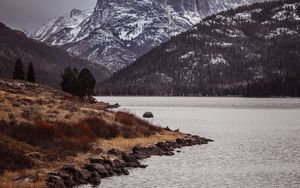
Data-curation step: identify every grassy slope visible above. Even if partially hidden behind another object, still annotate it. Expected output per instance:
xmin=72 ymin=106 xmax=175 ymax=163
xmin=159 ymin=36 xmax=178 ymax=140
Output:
xmin=0 ymin=78 xmax=184 ymax=187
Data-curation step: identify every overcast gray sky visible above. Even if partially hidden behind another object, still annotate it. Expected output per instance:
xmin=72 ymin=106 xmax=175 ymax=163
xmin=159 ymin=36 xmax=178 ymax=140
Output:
xmin=0 ymin=0 xmax=97 ymax=34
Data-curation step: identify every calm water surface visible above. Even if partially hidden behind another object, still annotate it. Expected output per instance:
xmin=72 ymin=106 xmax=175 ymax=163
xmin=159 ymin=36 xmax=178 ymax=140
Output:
xmin=92 ymin=97 xmax=300 ymax=188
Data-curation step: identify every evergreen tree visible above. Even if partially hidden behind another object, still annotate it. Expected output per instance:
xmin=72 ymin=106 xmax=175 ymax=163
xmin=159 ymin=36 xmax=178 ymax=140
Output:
xmin=296 ymin=4 xmax=300 ymax=17
xmin=77 ymin=68 xmax=96 ymax=97
xmin=60 ymin=68 xmax=96 ymax=97
xmin=60 ymin=68 xmax=78 ymax=95
xmin=26 ymin=62 xmax=35 ymax=83
xmin=12 ymin=59 xmax=25 ymax=80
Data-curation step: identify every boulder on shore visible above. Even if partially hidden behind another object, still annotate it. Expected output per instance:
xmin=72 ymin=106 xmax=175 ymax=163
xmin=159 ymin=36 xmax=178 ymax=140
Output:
xmin=107 ymin=103 xmax=120 ymax=109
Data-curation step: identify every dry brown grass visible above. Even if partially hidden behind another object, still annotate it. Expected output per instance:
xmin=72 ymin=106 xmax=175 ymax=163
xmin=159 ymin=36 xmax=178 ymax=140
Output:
xmin=0 ymin=171 xmax=47 ymax=188
xmin=0 ymin=113 xmax=164 ymax=158
xmin=97 ymin=131 xmax=185 ymax=152
xmin=0 ymin=80 xmax=107 ymax=124
xmin=0 ymin=181 xmax=47 ymax=188
xmin=0 ymin=134 xmax=41 ymax=174
xmin=0 ymin=79 xmax=186 ymax=186
xmin=114 ymin=111 xmax=162 ymax=138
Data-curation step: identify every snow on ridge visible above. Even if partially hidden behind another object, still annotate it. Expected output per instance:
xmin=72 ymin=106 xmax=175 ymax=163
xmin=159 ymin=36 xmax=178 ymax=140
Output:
xmin=209 ymin=54 xmax=228 ymax=65
xmin=215 ymin=15 xmax=236 ymax=25
xmin=32 ymin=0 xmax=264 ymax=72
xmin=118 ymin=16 xmax=154 ymax=41
xmin=206 ymin=42 xmax=233 ymax=47
xmin=272 ymin=2 xmax=300 ymax=21
xmin=265 ymin=27 xmax=298 ymax=39
xmin=166 ymin=45 xmax=177 ymax=53
xmin=180 ymin=51 xmax=195 ymax=60
xmin=33 ymin=9 xmax=92 ymax=43
xmin=233 ymin=12 xmax=252 ymax=20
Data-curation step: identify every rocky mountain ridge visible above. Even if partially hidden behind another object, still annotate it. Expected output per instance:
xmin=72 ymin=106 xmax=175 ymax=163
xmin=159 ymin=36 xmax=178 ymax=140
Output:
xmin=101 ymin=0 xmax=300 ymax=97
xmin=33 ymin=0 xmax=260 ymax=72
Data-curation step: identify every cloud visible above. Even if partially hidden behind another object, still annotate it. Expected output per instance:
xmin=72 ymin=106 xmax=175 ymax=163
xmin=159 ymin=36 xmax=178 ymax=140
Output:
xmin=0 ymin=0 xmax=97 ymax=33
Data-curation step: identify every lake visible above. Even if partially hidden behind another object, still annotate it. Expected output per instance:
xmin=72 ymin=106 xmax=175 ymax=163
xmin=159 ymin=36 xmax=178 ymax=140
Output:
xmin=92 ymin=97 xmax=300 ymax=188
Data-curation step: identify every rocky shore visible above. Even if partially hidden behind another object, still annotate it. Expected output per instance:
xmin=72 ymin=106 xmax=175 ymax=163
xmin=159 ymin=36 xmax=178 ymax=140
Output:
xmin=46 ymin=135 xmax=213 ymax=187
xmin=0 ymin=79 xmax=213 ymax=187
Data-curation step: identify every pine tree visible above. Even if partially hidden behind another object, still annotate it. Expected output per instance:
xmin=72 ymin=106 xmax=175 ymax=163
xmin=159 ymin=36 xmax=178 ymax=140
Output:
xmin=60 ymin=67 xmax=96 ymax=97
xmin=77 ymin=68 xmax=96 ymax=97
xmin=12 ymin=59 xmax=25 ymax=80
xmin=26 ymin=62 xmax=36 ymax=83
xmin=295 ymin=4 xmax=300 ymax=17
xmin=60 ymin=68 xmax=78 ymax=95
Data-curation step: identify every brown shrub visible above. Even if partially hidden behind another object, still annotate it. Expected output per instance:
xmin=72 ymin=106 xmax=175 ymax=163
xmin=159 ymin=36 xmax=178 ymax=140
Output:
xmin=0 ymin=121 xmax=57 ymax=148
xmin=12 ymin=102 xmax=21 ymax=107
xmin=21 ymin=108 xmax=34 ymax=120
xmin=0 ymin=120 xmax=90 ymax=157
xmin=62 ymin=103 xmax=79 ymax=113
xmin=47 ymin=110 xmax=59 ymax=114
xmin=119 ymin=124 xmax=135 ymax=138
xmin=0 ymin=111 xmax=162 ymax=168
xmin=21 ymin=108 xmax=41 ymax=120
xmin=15 ymin=98 xmax=33 ymax=106
xmin=115 ymin=111 xmax=135 ymax=125
xmin=8 ymin=113 xmax=15 ymax=120
xmin=115 ymin=112 xmax=162 ymax=137
xmin=0 ymin=118 xmax=121 ymax=156
xmin=58 ymin=94 xmax=74 ymax=101
xmin=0 ymin=144 xmax=34 ymax=173
xmin=4 ymin=108 xmax=11 ymax=112
xmin=48 ymin=98 xmax=55 ymax=103
xmin=81 ymin=117 xmax=121 ymax=139
xmin=35 ymin=99 xmax=44 ymax=105
xmin=58 ymin=121 xmax=91 ymax=138
xmin=64 ymin=114 xmax=72 ymax=119
xmin=82 ymin=110 xmax=101 ymax=117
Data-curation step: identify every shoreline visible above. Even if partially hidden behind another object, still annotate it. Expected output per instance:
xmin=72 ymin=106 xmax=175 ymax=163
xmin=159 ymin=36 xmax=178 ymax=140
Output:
xmin=0 ymin=79 xmax=213 ymax=187
xmin=95 ymin=95 xmax=299 ymax=99
xmin=46 ymin=134 xmax=213 ymax=188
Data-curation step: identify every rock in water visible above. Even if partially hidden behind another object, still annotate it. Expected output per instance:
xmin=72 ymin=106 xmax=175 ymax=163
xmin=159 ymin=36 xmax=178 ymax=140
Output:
xmin=143 ymin=112 xmax=154 ymax=118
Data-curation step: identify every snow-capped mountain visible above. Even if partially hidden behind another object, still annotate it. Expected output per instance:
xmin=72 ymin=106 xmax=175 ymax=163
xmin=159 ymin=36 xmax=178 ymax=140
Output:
xmin=101 ymin=0 xmax=300 ymax=97
xmin=34 ymin=9 xmax=92 ymax=45
xmin=33 ymin=0 xmax=260 ymax=72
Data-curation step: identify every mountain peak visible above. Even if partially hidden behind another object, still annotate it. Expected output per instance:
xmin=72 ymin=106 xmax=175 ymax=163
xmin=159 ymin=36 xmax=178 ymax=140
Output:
xmin=101 ymin=0 xmax=300 ymax=96
xmin=32 ymin=0 xmax=261 ymax=72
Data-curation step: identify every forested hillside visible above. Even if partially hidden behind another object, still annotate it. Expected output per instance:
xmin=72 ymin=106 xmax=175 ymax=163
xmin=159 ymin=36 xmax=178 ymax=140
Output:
xmin=101 ymin=0 xmax=300 ymax=97
xmin=0 ymin=23 xmax=110 ymax=88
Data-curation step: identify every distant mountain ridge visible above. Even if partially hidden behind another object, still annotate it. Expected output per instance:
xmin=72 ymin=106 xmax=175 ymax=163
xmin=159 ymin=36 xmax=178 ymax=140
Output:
xmin=34 ymin=9 xmax=92 ymax=45
xmin=33 ymin=0 xmax=260 ymax=72
xmin=0 ymin=23 xmax=110 ymax=88
xmin=101 ymin=0 xmax=300 ymax=97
